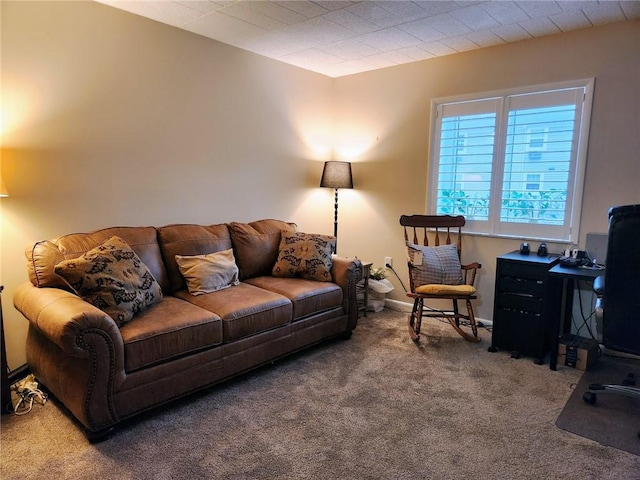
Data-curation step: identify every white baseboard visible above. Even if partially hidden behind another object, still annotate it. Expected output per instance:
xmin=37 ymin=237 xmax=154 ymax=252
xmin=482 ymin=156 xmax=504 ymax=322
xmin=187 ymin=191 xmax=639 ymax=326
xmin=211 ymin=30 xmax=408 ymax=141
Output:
xmin=383 ymin=298 xmax=412 ymax=312
xmin=383 ymin=299 xmax=493 ymax=327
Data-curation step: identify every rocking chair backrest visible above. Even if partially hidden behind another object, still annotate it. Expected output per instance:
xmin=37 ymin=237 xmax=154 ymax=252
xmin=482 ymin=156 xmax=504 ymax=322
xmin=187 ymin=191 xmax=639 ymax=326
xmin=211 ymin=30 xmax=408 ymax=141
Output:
xmin=400 ymin=214 xmax=465 ymax=260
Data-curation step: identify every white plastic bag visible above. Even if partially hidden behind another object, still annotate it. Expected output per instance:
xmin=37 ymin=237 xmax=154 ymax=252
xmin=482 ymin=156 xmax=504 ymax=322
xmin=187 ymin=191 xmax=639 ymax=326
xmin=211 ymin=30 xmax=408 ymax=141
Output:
xmin=367 ymin=278 xmax=394 ymax=312
xmin=368 ymin=278 xmax=394 ymax=294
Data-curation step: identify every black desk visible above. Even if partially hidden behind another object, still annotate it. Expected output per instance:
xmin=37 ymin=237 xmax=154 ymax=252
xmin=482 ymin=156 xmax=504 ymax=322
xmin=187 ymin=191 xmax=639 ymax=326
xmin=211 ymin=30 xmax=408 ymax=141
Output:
xmin=548 ymin=264 xmax=604 ymax=370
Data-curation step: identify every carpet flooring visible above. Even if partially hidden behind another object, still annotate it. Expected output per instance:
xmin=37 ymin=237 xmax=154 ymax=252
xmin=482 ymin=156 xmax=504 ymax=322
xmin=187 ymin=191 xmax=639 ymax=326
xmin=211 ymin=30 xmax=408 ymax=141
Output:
xmin=556 ymin=355 xmax=640 ymax=456
xmin=2 ymin=308 xmax=640 ymax=479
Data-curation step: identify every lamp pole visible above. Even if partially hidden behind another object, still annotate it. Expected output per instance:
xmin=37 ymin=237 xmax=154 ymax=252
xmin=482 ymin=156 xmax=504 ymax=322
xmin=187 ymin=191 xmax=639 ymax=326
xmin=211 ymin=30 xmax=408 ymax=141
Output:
xmin=320 ymin=161 xmax=353 ymax=255
xmin=332 ymin=188 xmax=339 ymax=253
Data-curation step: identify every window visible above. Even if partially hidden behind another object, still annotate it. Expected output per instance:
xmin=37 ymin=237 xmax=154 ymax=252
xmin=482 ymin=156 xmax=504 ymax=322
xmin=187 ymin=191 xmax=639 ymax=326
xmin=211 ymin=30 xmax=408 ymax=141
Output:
xmin=429 ymin=79 xmax=593 ymax=242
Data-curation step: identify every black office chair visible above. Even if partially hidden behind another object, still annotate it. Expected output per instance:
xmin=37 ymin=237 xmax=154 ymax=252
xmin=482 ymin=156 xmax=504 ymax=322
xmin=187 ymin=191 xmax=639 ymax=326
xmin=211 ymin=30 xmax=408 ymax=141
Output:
xmin=583 ymin=205 xmax=640 ymax=408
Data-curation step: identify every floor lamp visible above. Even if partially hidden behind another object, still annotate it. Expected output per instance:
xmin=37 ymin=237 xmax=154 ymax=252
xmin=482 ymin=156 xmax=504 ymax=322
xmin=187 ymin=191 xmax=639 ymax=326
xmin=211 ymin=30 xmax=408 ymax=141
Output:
xmin=320 ymin=161 xmax=353 ymax=254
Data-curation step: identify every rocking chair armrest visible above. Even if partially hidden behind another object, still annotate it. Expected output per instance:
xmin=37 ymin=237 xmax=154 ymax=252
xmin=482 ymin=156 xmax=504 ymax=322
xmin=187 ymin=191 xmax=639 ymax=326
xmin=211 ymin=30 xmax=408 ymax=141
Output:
xmin=461 ymin=262 xmax=481 ymax=287
xmin=462 ymin=262 xmax=481 ymax=271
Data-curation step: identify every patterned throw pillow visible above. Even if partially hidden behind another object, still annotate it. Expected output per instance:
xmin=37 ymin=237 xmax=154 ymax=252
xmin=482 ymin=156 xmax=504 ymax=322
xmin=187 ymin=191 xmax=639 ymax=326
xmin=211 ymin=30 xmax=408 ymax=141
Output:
xmin=54 ymin=236 xmax=163 ymax=326
xmin=175 ymin=249 xmax=240 ymax=296
xmin=272 ymin=231 xmax=336 ymax=282
xmin=406 ymin=242 xmax=463 ymax=287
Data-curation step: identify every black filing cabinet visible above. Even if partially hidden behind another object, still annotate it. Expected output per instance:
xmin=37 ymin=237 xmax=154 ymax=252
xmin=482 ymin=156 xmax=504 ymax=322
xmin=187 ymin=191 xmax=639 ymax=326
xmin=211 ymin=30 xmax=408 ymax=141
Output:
xmin=490 ymin=251 xmax=562 ymax=363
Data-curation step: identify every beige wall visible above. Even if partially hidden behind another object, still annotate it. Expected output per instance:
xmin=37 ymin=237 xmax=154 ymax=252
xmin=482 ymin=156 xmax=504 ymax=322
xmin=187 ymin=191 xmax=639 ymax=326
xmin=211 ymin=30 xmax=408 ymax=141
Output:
xmin=333 ymin=20 xmax=640 ymax=318
xmin=1 ymin=1 xmax=638 ymax=368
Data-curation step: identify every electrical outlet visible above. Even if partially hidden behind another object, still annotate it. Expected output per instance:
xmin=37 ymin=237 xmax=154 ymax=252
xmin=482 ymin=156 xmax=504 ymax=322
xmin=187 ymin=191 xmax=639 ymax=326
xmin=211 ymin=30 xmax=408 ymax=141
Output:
xmin=384 ymin=257 xmax=392 ymax=268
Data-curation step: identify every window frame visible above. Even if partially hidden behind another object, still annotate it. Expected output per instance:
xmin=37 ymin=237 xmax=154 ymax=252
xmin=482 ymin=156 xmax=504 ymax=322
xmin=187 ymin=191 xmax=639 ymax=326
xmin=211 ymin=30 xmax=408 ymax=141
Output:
xmin=427 ymin=79 xmax=594 ymax=243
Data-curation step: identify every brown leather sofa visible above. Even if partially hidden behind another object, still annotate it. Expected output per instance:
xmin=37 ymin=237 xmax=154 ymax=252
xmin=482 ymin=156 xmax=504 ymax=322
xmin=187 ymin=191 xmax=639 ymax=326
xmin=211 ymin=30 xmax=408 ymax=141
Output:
xmin=13 ymin=219 xmax=363 ymax=441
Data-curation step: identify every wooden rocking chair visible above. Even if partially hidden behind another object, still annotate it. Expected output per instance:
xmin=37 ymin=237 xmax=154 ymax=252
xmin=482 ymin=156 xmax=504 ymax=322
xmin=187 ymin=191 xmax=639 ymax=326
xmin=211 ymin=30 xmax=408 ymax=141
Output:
xmin=400 ymin=214 xmax=481 ymax=344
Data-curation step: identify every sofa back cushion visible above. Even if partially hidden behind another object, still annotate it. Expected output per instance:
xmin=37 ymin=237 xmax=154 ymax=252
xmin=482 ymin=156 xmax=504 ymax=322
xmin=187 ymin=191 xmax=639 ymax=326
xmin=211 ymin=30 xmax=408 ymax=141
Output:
xmin=27 ymin=226 xmax=169 ymax=293
xmin=157 ymin=224 xmax=232 ymax=293
xmin=228 ymin=219 xmax=296 ymax=280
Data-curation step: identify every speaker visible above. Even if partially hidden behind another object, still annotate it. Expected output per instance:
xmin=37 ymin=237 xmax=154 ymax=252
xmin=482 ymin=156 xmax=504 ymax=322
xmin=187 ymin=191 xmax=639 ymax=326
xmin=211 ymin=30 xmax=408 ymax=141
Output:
xmin=537 ymin=242 xmax=548 ymax=256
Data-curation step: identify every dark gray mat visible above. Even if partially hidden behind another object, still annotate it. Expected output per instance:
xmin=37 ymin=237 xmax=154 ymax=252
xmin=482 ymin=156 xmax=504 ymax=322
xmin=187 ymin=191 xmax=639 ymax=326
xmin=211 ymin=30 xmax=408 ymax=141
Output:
xmin=556 ymin=355 xmax=640 ymax=456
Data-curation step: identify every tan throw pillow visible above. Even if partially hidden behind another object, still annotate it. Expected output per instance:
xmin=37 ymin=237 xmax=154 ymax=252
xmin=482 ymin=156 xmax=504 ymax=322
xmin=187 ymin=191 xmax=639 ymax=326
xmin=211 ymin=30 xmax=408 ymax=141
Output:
xmin=406 ymin=242 xmax=463 ymax=288
xmin=175 ymin=249 xmax=240 ymax=296
xmin=272 ymin=231 xmax=336 ymax=282
xmin=54 ymin=236 xmax=163 ymax=326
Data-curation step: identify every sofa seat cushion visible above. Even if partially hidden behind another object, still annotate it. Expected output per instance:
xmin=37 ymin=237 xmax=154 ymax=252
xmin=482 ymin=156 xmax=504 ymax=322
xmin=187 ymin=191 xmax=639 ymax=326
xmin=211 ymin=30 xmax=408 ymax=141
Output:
xmin=174 ymin=283 xmax=292 ymax=342
xmin=120 ymin=297 xmax=223 ymax=372
xmin=245 ymin=277 xmax=343 ymax=321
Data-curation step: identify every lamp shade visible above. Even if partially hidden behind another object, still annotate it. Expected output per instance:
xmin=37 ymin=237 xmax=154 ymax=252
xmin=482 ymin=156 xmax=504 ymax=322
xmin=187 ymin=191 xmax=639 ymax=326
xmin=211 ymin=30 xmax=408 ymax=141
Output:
xmin=320 ymin=161 xmax=353 ymax=189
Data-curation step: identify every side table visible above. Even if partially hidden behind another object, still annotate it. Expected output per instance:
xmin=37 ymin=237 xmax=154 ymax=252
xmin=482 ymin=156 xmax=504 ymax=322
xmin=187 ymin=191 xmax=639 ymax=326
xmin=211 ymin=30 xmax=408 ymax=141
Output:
xmin=358 ymin=262 xmax=372 ymax=318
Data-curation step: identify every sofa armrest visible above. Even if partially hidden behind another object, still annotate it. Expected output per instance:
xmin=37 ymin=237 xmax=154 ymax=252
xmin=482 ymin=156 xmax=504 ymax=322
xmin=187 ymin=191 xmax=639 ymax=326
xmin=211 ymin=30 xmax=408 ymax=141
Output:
xmin=14 ymin=282 xmax=126 ymax=432
xmin=14 ymin=283 xmax=124 ymax=359
xmin=331 ymin=256 xmax=363 ymax=330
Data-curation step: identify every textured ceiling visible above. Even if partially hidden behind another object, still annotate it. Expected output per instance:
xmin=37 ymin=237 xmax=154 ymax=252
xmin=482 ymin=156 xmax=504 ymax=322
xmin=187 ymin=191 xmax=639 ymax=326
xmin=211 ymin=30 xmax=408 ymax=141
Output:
xmin=97 ymin=1 xmax=640 ymax=77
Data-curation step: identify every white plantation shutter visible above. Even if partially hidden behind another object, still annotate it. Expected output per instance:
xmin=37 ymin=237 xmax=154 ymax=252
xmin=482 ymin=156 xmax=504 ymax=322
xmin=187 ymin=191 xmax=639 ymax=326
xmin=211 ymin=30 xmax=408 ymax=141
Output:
xmin=435 ymin=98 xmax=499 ymax=222
xmin=430 ymin=80 xmax=593 ymax=242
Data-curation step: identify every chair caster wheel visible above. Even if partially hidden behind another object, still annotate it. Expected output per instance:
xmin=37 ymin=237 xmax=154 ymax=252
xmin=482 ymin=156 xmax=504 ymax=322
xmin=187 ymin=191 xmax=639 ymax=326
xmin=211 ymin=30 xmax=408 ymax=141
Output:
xmin=510 ymin=351 xmax=521 ymax=359
xmin=534 ymin=358 xmax=544 ymax=365
xmin=488 ymin=346 xmax=497 ymax=353
xmin=583 ymin=391 xmax=597 ymax=405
